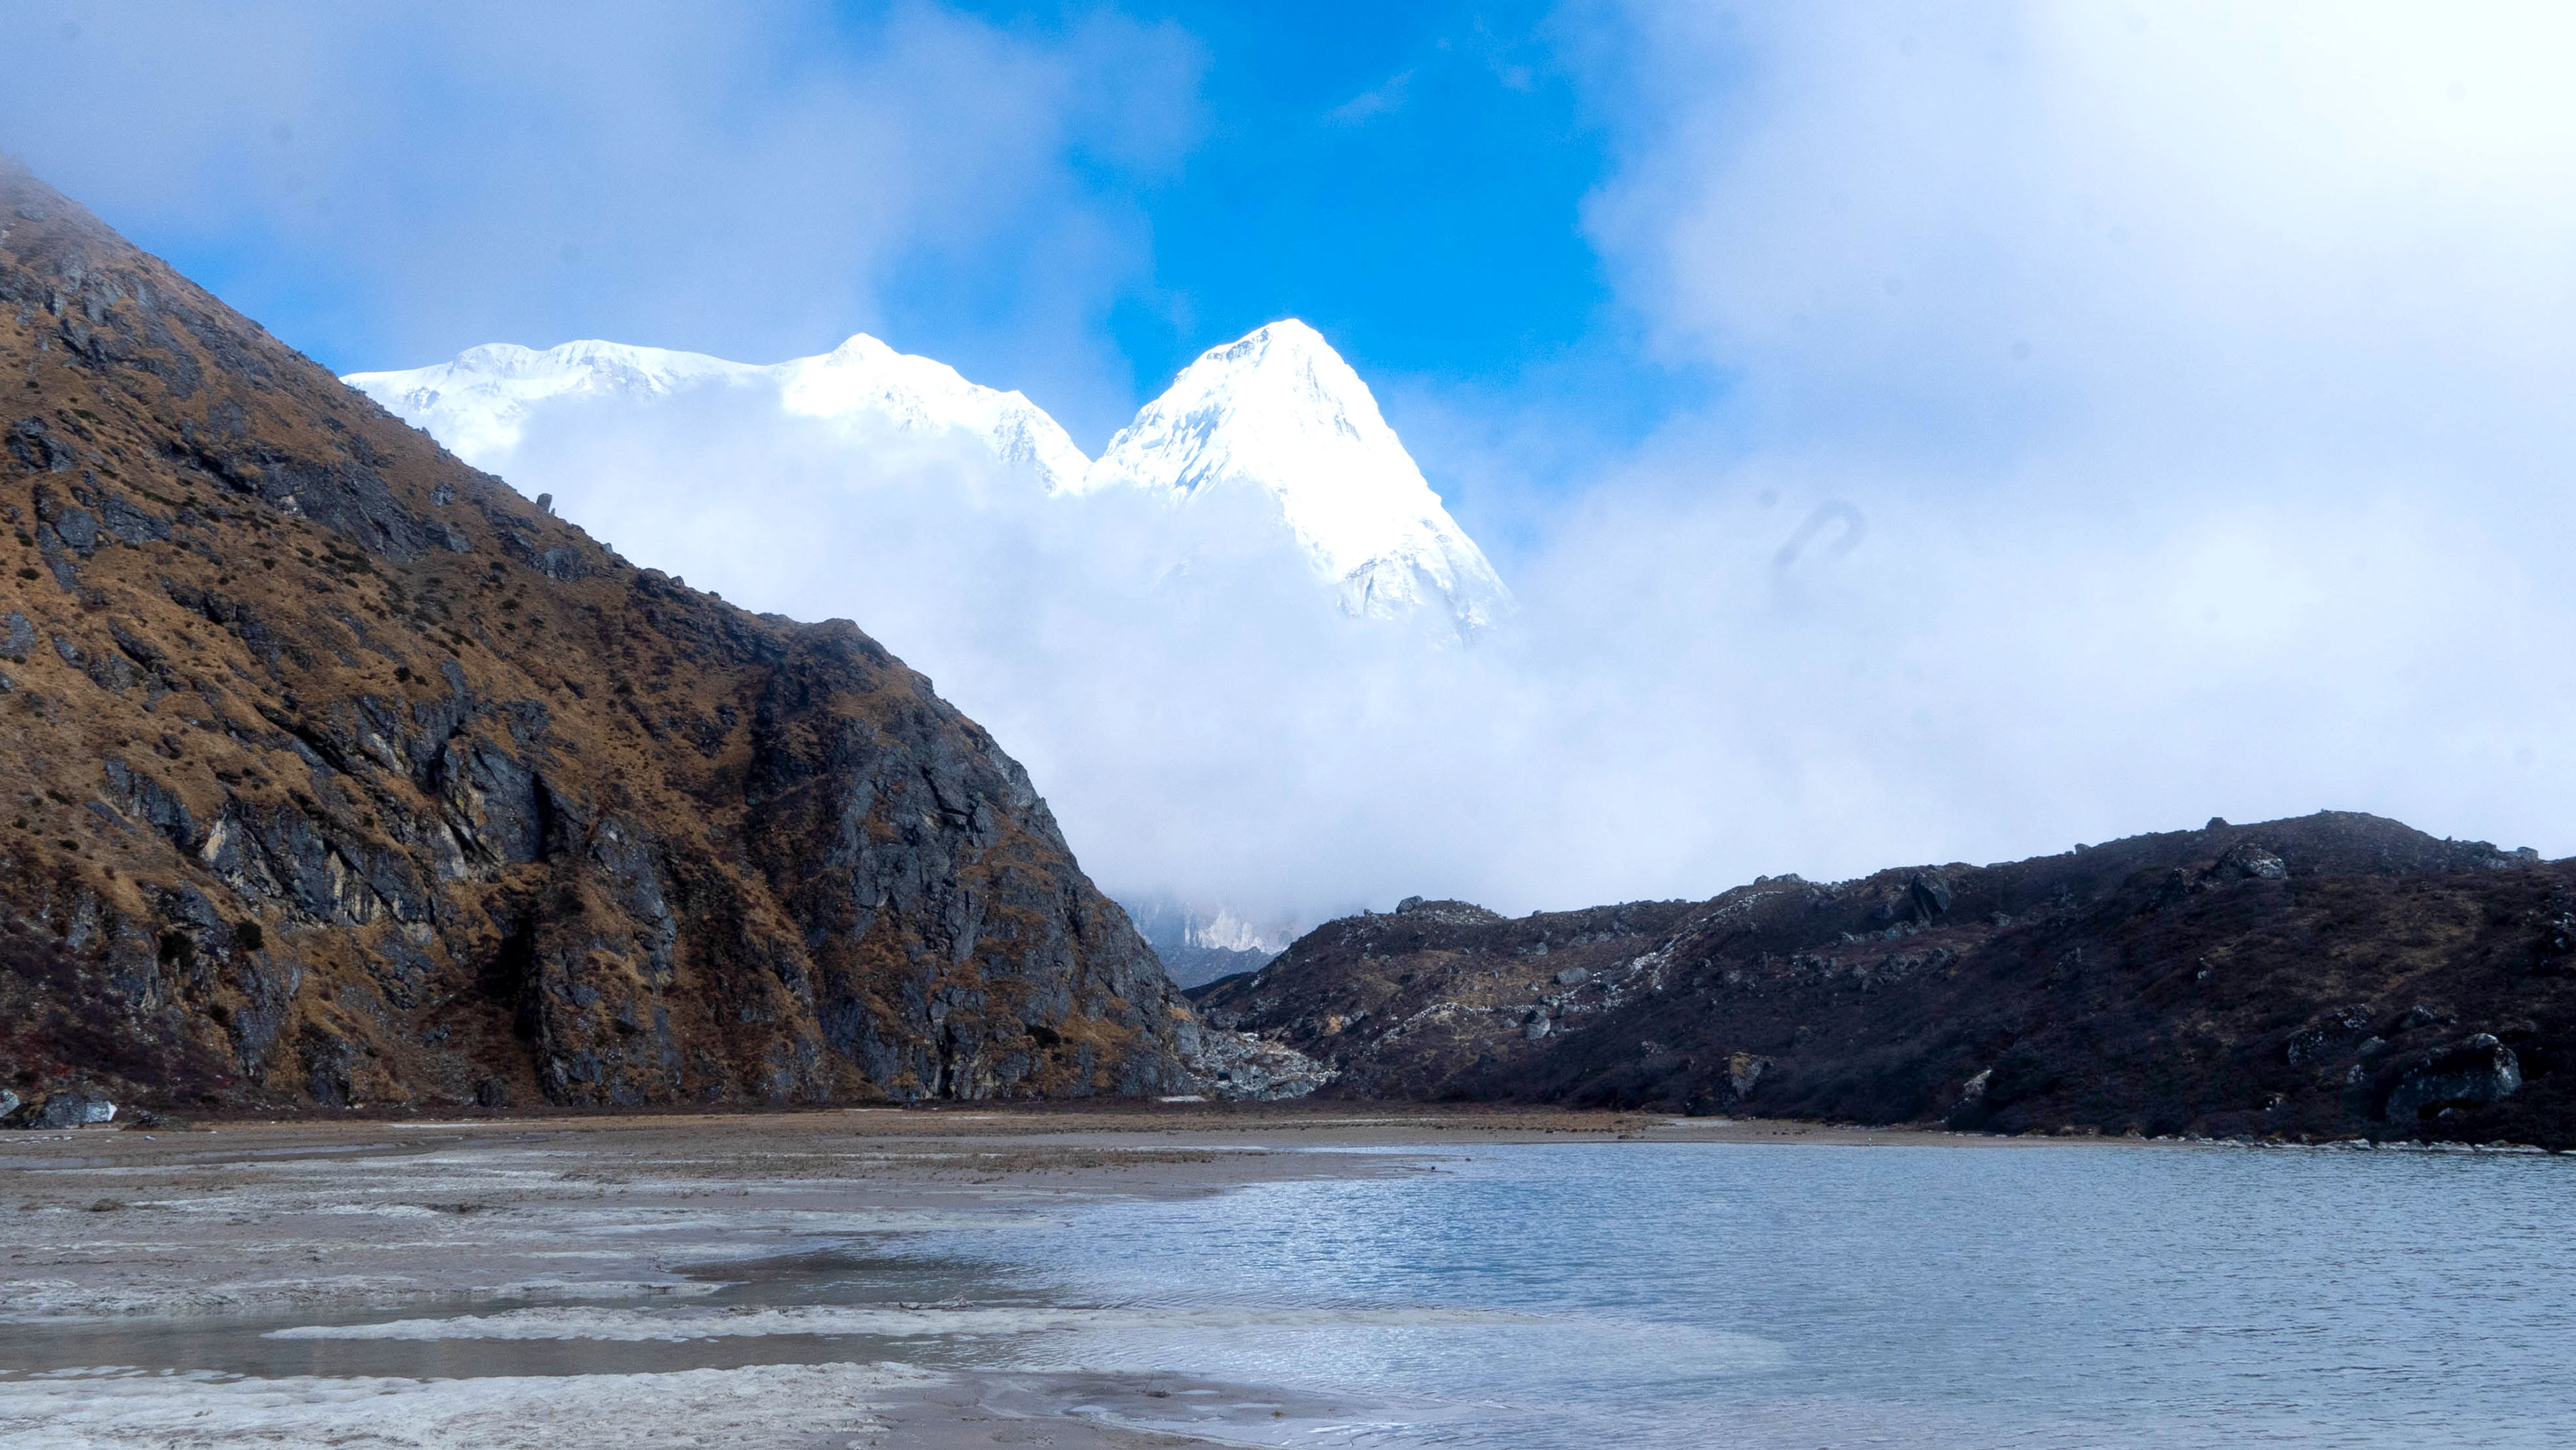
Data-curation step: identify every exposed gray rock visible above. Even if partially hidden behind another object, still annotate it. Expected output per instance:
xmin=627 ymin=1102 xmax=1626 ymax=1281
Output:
xmin=2385 ymin=1034 xmax=2522 ymax=1122
xmin=2210 ymin=842 xmax=2289 ymax=881
xmin=1724 ymin=1051 xmax=1770 ymax=1099
xmin=1188 ymin=1029 xmax=1335 ymax=1100
xmin=1553 ymin=966 xmax=1591 ymax=986
xmin=7 ymin=1089 xmax=117 ymax=1128
xmin=0 ymin=612 xmax=30 ymax=662
xmin=2285 ymin=1004 xmax=2374 ymax=1067
xmin=6 ymin=416 xmax=72 ymax=472
xmin=1686 ymin=1050 xmax=1772 ymax=1115
xmin=96 ymin=489 xmax=170 ymax=545
xmin=33 ymin=481 xmax=98 ymax=554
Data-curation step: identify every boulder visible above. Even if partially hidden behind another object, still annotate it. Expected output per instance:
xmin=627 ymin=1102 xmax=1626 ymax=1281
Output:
xmin=2384 ymin=1035 xmax=2522 ymax=1122
xmin=8 ymin=1089 xmax=118 ymax=1129
xmin=2209 ymin=842 xmax=2289 ymax=881
xmin=1188 ymin=1029 xmax=1336 ymax=1101
xmin=1684 ymin=1052 xmax=1772 ymax=1116
xmin=1724 ymin=1052 xmax=1770 ymax=1099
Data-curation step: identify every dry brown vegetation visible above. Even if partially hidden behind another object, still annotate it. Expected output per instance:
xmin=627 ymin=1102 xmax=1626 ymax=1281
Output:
xmin=0 ymin=159 xmax=1191 ymax=1118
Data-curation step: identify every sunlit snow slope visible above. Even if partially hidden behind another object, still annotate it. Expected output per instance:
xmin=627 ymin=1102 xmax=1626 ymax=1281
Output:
xmin=1082 ymin=320 xmax=1508 ymax=633
xmin=346 ymin=321 xmax=1507 ymax=635
xmin=346 ymin=334 xmax=1090 ymax=491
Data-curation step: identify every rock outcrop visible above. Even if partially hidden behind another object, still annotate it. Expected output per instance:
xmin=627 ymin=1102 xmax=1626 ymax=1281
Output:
xmin=2384 ymin=1034 xmax=2522 ymax=1123
xmin=1 ymin=1087 xmax=116 ymax=1128
xmin=1186 ymin=1028 xmax=1336 ymax=1101
xmin=1192 ymin=898 xmax=1698 ymax=1099
xmin=0 ymin=160 xmax=1194 ymax=1117
xmin=1197 ymin=813 xmax=2576 ymax=1147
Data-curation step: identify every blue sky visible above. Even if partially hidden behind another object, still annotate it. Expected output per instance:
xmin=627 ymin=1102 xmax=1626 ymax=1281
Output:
xmin=997 ymin=1 xmax=1631 ymax=394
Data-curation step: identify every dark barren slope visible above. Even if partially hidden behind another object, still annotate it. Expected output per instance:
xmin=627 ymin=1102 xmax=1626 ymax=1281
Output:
xmin=1196 ymin=814 xmax=2576 ymax=1146
xmin=0 ymin=160 xmax=1196 ymax=1116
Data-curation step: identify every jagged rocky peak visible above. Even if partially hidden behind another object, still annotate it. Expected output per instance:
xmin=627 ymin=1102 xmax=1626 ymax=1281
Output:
xmin=1082 ymin=320 xmax=1511 ymax=635
xmin=0 ymin=157 xmax=1196 ymax=1116
xmin=1122 ymin=895 xmax=1302 ymax=989
xmin=347 ymin=332 xmax=1088 ymax=490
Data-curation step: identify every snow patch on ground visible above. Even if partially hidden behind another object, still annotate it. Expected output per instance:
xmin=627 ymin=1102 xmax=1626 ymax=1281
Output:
xmin=263 ymin=1304 xmax=1546 ymax=1343
xmin=0 ymin=1361 xmax=934 ymax=1450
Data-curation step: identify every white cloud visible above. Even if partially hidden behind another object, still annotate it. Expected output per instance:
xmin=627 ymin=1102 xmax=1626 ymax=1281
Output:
xmin=1591 ymin=4 xmax=2576 ymax=471
xmin=31 ymin=0 xmax=2576 ymax=926
xmin=1327 ymin=72 xmax=1415 ymax=126
xmin=0 ymin=1 xmax=1200 ymax=439
xmin=1503 ymin=0 xmax=2576 ymax=882
xmin=461 ymin=0 xmax=2576 ymax=924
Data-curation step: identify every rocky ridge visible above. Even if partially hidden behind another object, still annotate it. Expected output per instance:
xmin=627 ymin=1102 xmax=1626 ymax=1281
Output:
xmin=1194 ymin=814 xmax=2576 ymax=1146
xmin=0 ymin=159 xmax=1202 ymax=1117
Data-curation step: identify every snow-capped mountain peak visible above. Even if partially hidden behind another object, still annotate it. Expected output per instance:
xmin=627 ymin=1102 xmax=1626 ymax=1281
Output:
xmin=344 ymin=339 xmax=756 ymax=466
xmin=346 ymin=333 xmax=1085 ymax=491
xmin=347 ymin=319 xmax=1505 ymax=632
xmin=775 ymin=333 xmax=1088 ymax=490
xmin=1083 ymin=320 xmax=1509 ymax=633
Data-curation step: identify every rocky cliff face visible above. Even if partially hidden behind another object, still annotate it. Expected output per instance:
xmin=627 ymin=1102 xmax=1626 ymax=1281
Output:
xmin=1196 ymin=814 xmax=2576 ymax=1146
xmin=0 ymin=160 xmax=1197 ymax=1116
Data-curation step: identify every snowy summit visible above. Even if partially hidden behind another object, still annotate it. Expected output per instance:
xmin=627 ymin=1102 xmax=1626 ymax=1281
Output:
xmin=346 ymin=320 xmax=1506 ymax=635
xmin=1080 ymin=320 xmax=1508 ymax=633
xmin=345 ymin=334 xmax=1088 ymax=491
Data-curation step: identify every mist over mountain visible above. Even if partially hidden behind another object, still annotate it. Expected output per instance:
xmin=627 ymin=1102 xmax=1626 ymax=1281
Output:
xmin=347 ymin=320 xmax=1503 ymax=637
xmin=1122 ymin=896 xmax=1298 ymax=989
xmin=10 ymin=0 xmax=2575 ymax=971
xmin=349 ymin=334 xmax=1090 ymax=494
xmin=348 ymin=321 xmax=1514 ymax=940
xmin=1074 ymin=320 xmax=1508 ymax=632
xmin=338 ymin=4 xmax=2576 ymax=936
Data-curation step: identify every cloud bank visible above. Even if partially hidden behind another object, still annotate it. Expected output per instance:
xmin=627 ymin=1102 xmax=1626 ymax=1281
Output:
xmin=31 ymin=1 xmax=2576 ymax=926
xmin=1531 ymin=0 xmax=2576 ymax=884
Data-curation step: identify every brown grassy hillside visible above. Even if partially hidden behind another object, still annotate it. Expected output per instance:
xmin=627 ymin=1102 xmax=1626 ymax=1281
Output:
xmin=0 ymin=158 xmax=1196 ymax=1117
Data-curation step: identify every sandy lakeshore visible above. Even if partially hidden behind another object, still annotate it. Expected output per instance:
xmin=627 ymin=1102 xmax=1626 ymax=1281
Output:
xmin=0 ymin=1104 xmax=1962 ymax=1448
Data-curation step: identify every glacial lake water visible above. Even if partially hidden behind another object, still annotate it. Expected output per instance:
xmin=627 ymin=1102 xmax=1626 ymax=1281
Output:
xmin=7 ymin=1140 xmax=2573 ymax=1446
xmin=912 ymin=1141 xmax=2576 ymax=1447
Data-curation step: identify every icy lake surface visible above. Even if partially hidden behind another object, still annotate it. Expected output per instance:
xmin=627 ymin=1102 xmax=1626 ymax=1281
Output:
xmin=9 ymin=1140 xmax=2574 ymax=1446
xmin=912 ymin=1142 xmax=2576 ymax=1446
